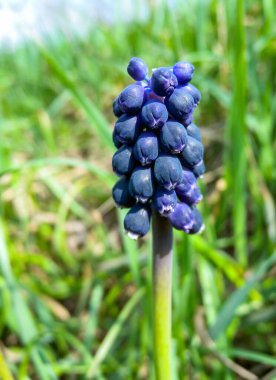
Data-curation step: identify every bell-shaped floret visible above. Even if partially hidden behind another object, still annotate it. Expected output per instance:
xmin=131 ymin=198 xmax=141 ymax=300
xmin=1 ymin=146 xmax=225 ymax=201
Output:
xmin=134 ymin=131 xmax=158 ymax=166
xmin=168 ymin=202 xmax=195 ymax=232
xmin=112 ymin=145 xmax=136 ymax=177
xmin=165 ymin=88 xmax=194 ymax=120
xmin=179 ymin=136 xmax=204 ymax=167
xmin=127 ymin=57 xmax=148 ymax=81
xmin=151 ymin=68 xmax=178 ymax=97
xmin=141 ymin=100 xmax=168 ymax=130
xmin=173 ymin=61 xmax=194 ymax=84
xmin=124 ymin=204 xmax=151 ymax=239
xmin=129 ymin=166 xmax=155 ymax=203
xmin=118 ymin=84 xmax=145 ymax=114
xmin=114 ymin=114 xmax=142 ymax=145
xmin=154 ymin=154 xmax=182 ymax=190
xmin=152 ymin=187 xmax=177 ymax=216
xmin=159 ymin=120 xmax=188 ymax=154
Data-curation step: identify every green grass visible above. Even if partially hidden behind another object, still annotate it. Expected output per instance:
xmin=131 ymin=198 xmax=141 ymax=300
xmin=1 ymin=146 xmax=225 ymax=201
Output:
xmin=0 ymin=0 xmax=276 ymax=379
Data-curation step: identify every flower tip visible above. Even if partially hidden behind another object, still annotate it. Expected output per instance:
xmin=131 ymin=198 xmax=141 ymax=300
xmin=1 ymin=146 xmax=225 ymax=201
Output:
xmin=125 ymin=230 xmax=140 ymax=240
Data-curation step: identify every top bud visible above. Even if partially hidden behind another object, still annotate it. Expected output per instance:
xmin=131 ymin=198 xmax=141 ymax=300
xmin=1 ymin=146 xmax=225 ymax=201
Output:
xmin=173 ymin=61 xmax=194 ymax=84
xmin=127 ymin=57 xmax=148 ymax=81
xmin=151 ymin=68 xmax=178 ymax=97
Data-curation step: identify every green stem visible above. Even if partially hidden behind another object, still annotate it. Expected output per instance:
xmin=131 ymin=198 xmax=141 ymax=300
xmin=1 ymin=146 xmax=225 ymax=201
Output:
xmin=152 ymin=211 xmax=173 ymax=380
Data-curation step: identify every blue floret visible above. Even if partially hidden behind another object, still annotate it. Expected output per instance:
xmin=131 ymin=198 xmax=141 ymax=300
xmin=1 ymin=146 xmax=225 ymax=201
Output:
xmin=154 ymin=154 xmax=182 ymax=190
xmin=173 ymin=61 xmax=194 ymax=84
xmin=112 ymin=145 xmax=136 ymax=177
xmin=127 ymin=57 xmax=148 ymax=81
xmin=129 ymin=166 xmax=155 ymax=203
xmin=118 ymin=84 xmax=145 ymax=114
xmin=153 ymin=187 xmax=177 ymax=216
xmin=165 ymin=88 xmax=194 ymax=120
xmin=124 ymin=204 xmax=151 ymax=239
xmin=141 ymin=100 xmax=168 ymax=130
xmin=168 ymin=202 xmax=195 ymax=232
xmin=134 ymin=131 xmax=159 ymax=166
xmin=179 ymin=136 xmax=204 ymax=168
xmin=159 ymin=120 xmax=188 ymax=154
xmin=151 ymin=68 xmax=178 ymax=97
xmin=114 ymin=114 xmax=142 ymax=145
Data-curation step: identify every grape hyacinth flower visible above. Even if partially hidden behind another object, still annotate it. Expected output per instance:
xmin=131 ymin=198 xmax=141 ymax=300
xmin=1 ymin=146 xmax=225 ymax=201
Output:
xmin=111 ymin=57 xmax=205 ymax=380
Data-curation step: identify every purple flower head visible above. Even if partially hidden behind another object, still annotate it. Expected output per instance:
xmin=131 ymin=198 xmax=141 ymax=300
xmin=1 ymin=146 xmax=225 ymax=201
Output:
xmin=112 ymin=57 xmax=205 ymax=238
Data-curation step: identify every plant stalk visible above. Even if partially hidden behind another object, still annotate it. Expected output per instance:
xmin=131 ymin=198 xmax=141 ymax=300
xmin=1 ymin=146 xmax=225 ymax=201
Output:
xmin=152 ymin=211 xmax=173 ymax=380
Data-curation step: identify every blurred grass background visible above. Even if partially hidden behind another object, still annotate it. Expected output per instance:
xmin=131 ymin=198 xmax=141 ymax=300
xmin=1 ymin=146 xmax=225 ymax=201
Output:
xmin=0 ymin=0 xmax=276 ymax=379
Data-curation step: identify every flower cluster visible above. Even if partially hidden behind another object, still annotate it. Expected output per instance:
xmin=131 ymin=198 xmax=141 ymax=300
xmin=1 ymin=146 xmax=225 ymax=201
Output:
xmin=112 ymin=57 xmax=205 ymax=239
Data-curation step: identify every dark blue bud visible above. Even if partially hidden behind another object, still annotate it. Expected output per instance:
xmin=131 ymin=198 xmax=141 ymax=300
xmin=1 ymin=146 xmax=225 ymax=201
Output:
xmin=192 ymin=160 xmax=205 ymax=178
xmin=186 ymin=123 xmax=201 ymax=141
xmin=118 ymin=84 xmax=145 ymax=114
xmin=112 ymin=177 xmax=136 ymax=208
xmin=114 ymin=114 xmax=142 ymax=145
xmin=154 ymin=154 xmax=182 ymax=190
xmin=165 ymin=88 xmax=194 ymax=120
xmin=187 ymin=208 xmax=205 ymax=234
xmin=176 ymin=183 xmax=203 ymax=206
xmin=112 ymin=145 xmax=136 ymax=177
xmin=129 ymin=166 xmax=155 ymax=203
xmin=124 ymin=204 xmax=151 ymax=239
xmin=113 ymin=96 xmax=123 ymax=117
xmin=183 ymin=83 xmax=201 ymax=105
xmin=159 ymin=120 xmax=188 ymax=154
xmin=175 ymin=168 xmax=197 ymax=194
xmin=168 ymin=202 xmax=195 ymax=232
xmin=127 ymin=57 xmax=148 ymax=81
xmin=141 ymin=100 xmax=168 ymax=130
xmin=173 ymin=61 xmax=194 ymax=84
xmin=134 ymin=131 xmax=159 ymax=166
xmin=179 ymin=136 xmax=204 ymax=167
xmin=151 ymin=68 xmax=178 ymax=97
xmin=153 ymin=187 xmax=177 ymax=216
